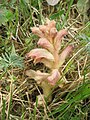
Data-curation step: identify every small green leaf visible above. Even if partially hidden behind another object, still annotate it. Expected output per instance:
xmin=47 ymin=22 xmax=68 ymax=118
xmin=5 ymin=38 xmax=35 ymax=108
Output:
xmin=0 ymin=44 xmax=24 ymax=70
xmin=0 ymin=7 xmax=13 ymax=25
xmin=50 ymin=10 xmax=64 ymax=19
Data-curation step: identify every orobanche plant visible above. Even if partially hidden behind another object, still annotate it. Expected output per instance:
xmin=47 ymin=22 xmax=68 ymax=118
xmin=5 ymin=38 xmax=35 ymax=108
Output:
xmin=26 ymin=19 xmax=82 ymax=104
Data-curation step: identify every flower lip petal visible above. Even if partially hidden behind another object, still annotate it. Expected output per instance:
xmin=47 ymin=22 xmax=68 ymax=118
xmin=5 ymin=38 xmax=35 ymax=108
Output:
xmin=54 ymin=29 xmax=68 ymax=51
xmin=59 ymin=45 xmax=74 ymax=67
xmin=55 ymin=29 xmax=68 ymax=43
xmin=26 ymin=48 xmax=55 ymax=67
xmin=47 ymin=69 xmax=60 ymax=86
xmin=26 ymin=69 xmax=49 ymax=84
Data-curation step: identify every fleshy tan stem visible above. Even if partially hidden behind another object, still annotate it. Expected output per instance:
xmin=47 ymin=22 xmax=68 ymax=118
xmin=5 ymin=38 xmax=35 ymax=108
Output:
xmin=41 ymin=81 xmax=53 ymax=101
xmin=26 ymin=19 xmax=74 ymax=105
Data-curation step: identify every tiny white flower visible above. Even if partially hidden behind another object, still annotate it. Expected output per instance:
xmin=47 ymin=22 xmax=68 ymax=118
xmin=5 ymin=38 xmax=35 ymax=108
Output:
xmin=46 ymin=0 xmax=60 ymax=6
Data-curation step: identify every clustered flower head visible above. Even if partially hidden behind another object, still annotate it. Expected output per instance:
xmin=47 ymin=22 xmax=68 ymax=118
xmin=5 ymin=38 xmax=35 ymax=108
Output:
xmin=26 ymin=19 xmax=73 ymax=103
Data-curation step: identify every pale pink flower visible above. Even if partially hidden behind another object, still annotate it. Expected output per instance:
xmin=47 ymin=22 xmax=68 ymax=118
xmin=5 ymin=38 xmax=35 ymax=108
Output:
xmin=31 ymin=27 xmax=44 ymax=37
xmin=37 ymin=38 xmax=54 ymax=52
xmin=54 ymin=29 xmax=68 ymax=51
xmin=26 ymin=48 xmax=55 ymax=68
xmin=59 ymin=45 xmax=73 ymax=67
xmin=47 ymin=69 xmax=60 ymax=86
xmin=26 ymin=69 xmax=49 ymax=84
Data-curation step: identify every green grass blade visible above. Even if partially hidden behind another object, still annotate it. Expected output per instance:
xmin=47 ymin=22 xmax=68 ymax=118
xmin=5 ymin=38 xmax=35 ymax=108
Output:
xmin=2 ymin=98 xmax=6 ymax=120
xmin=49 ymin=81 xmax=90 ymax=118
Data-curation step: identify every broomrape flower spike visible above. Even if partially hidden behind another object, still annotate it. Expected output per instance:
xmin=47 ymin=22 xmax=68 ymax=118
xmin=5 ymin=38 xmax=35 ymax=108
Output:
xmin=26 ymin=19 xmax=74 ymax=105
